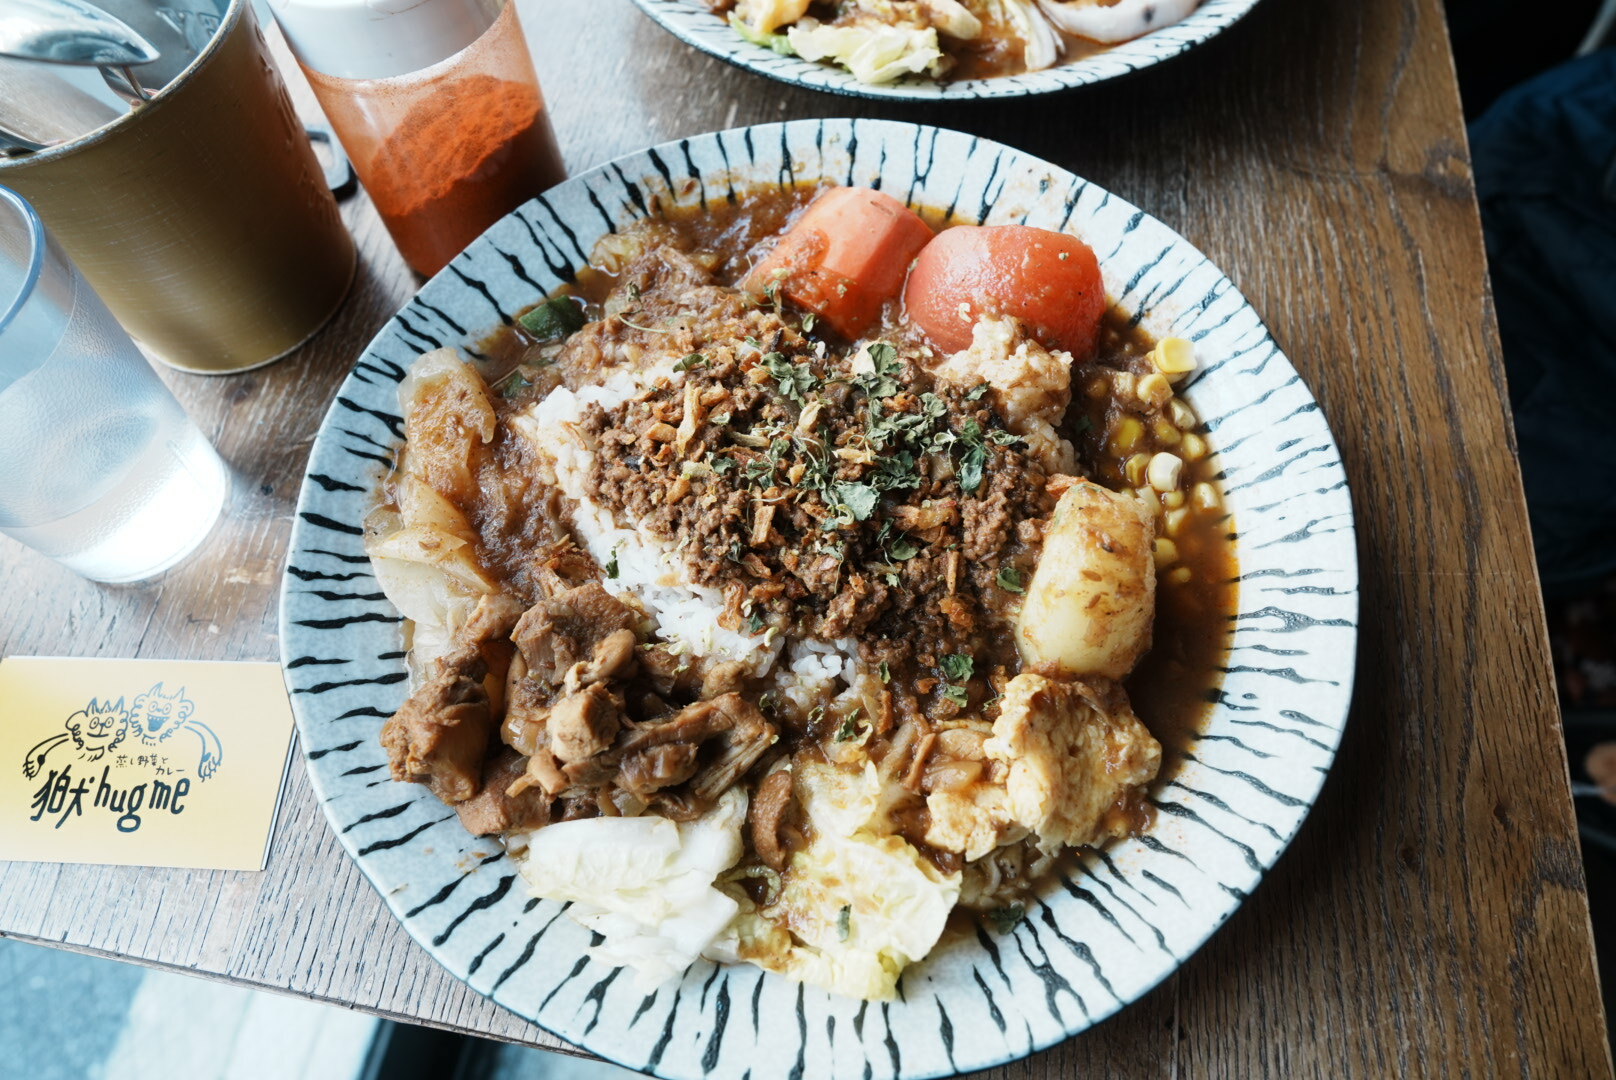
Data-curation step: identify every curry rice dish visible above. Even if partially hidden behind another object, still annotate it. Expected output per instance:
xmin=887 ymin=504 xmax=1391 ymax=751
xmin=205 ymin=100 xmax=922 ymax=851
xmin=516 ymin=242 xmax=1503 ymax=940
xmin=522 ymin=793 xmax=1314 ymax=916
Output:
xmin=368 ymin=184 xmax=1235 ymax=1001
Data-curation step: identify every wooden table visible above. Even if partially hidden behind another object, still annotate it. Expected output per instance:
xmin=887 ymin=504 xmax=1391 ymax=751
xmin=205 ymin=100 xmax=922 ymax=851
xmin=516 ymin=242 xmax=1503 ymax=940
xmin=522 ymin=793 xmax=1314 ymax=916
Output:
xmin=1 ymin=0 xmax=1610 ymax=1075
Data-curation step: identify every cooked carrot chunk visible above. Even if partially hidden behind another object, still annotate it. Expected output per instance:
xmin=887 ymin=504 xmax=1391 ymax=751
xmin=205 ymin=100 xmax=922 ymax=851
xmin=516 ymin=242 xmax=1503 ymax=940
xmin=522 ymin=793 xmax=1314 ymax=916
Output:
xmin=904 ymin=225 xmax=1106 ymax=358
xmin=744 ymin=186 xmax=934 ymax=339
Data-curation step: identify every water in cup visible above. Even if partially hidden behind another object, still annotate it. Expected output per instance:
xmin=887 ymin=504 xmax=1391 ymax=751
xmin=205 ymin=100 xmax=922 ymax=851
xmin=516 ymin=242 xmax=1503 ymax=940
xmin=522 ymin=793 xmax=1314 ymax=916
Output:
xmin=0 ymin=187 xmax=227 ymax=583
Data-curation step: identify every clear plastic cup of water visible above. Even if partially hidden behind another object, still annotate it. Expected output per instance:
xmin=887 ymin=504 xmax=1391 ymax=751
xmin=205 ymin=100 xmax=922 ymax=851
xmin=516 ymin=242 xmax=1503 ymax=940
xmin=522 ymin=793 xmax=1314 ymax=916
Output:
xmin=0 ymin=185 xmax=227 ymax=583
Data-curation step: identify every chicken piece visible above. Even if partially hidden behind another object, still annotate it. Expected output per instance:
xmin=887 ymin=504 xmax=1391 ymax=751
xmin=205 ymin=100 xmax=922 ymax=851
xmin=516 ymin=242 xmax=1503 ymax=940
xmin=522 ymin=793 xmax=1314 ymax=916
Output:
xmin=464 ymin=592 xmax=523 ymax=714
xmin=512 ymin=582 xmax=642 ymax=684
xmin=548 ymin=683 xmax=624 ymax=765
xmin=639 ymin=647 xmax=752 ymax=701
xmin=399 ymin=348 xmax=497 ymax=502
xmin=932 ymin=316 xmax=1076 ymax=474
xmin=454 ymin=748 xmax=554 ymax=836
xmin=380 ymin=644 xmax=492 ymax=804
xmin=517 ymin=744 xmax=570 ymax=799
xmin=537 ymin=689 xmax=777 ymax=805
xmin=1016 ymin=478 xmax=1155 ymax=680
xmin=983 ymin=673 xmax=1161 ymax=850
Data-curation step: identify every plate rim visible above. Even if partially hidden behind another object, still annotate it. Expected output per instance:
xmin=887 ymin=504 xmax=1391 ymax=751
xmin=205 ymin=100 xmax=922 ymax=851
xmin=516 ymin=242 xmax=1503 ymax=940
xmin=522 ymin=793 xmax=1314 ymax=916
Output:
xmin=278 ymin=116 xmax=1359 ymax=1078
xmin=626 ymin=0 xmax=1267 ymax=102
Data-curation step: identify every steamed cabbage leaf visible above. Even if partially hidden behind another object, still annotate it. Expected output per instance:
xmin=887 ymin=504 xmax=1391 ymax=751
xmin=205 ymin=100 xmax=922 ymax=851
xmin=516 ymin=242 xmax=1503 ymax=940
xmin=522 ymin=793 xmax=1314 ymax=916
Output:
xmin=786 ymin=21 xmax=945 ymax=84
xmin=515 ymin=789 xmax=748 ymax=989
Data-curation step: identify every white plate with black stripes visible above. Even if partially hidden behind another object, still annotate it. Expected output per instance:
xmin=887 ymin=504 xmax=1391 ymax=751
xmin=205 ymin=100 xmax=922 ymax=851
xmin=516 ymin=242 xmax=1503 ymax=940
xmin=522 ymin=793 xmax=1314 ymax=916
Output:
xmin=279 ymin=118 xmax=1357 ymax=1079
xmin=630 ymin=0 xmax=1263 ymax=101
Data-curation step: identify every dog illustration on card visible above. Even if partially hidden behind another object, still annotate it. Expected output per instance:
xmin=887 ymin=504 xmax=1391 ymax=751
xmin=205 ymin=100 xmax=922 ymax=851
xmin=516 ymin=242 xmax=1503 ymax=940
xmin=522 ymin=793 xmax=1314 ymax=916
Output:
xmin=21 ymin=683 xmax=223 ymax=781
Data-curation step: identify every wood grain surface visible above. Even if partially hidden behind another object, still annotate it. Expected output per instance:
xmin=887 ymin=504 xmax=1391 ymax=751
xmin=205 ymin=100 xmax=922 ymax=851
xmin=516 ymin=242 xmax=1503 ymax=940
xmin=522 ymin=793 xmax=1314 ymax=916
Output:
xmin=0 ymin=0 xmax=1610 ymax=1075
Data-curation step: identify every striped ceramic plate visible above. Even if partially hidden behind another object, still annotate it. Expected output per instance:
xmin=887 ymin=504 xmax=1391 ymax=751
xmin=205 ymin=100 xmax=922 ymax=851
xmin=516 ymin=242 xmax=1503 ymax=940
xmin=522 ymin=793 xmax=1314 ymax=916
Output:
xmin=630 ymin=0 xmax=1263 ymax=101
xmin=279 ymin=118 xmax=1357 ymax=1079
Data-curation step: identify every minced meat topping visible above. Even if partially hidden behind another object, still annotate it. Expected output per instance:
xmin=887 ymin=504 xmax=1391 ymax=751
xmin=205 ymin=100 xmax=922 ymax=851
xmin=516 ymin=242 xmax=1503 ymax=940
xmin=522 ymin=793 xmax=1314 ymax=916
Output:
xmin=582 ymin=311 xmax=1055 ymax=689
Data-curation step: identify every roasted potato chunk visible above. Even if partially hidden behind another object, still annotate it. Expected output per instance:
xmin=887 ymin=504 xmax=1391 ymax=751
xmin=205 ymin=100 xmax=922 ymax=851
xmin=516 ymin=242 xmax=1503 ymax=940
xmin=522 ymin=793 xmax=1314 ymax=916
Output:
xmin=1016 ymin=478 xmax=1155 ymax=679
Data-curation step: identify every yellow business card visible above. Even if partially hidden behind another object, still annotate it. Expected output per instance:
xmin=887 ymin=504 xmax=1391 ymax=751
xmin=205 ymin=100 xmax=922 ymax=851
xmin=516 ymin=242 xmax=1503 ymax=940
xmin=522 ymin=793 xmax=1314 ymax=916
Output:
xmin=0 ymin=657 xmax=295 ymax=871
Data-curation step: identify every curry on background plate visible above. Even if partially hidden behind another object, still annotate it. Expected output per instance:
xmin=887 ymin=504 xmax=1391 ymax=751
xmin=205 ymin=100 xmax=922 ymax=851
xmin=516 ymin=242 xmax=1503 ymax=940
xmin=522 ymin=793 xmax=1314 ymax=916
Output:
xmin=711 ymin=0 xmax=1201 ymax=83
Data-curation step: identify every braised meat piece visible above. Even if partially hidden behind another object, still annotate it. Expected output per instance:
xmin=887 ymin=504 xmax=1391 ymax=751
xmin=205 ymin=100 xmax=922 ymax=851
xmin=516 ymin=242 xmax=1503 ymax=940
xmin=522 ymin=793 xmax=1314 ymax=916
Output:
xmin=699 ymin=659 xmax=750 ymax=700
xmin=454 ymin=748 xmax=554 ymax=836
xmin=565 ymin=628 xmax=638 ymax=692
xmin=747 ymin=768 xmax=795 ymax=871
xmin=511 ymin=582 xmax=641 ymax=685
xmin=616 ymin=693 xmax=777 ymax=802
xmin=617 ymin=743 xmax=702 ymax=799
xmin=638 ymin=643 xmax=703 ymax=698
xmin=541 ymin=693 xmax=776 ymax=807
xmin=689 ymin=695 xmax=777 ymax=800
xmin=380 ymin=644 xmax=492 ymax=804
xmin=461 ymin=592 xmax=526 ymax=640
xmin=501 ymin=652 xmax=549 ymax=755
xmin=382 ymin=593 xmax=526 ymax=804
xmin=547 ymin=683 xmax=624 ymax=764
xmin=504 ymin=601 xmax=640 ymax=798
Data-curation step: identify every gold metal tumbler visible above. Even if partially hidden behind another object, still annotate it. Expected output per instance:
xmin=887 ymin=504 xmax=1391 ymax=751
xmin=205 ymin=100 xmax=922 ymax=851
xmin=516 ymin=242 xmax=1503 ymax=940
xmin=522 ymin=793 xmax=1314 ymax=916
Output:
xmin=0 ymin=0 xmax=355 ymax=373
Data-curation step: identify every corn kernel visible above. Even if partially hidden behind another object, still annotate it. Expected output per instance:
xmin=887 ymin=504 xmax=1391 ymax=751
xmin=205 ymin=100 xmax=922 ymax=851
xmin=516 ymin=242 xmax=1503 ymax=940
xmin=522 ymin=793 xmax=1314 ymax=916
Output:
xmin=1164 ymin=507 xmax=1190 ymax=537
xmin=1111 ymin=416 xmax=1145 ymax=453
xmin=1085 ymin=375 xmax=1110 ymax=400
xmin=1179 ymin=432 xmax=1207 ymax=461
xmin=1152 ymin=418 xmax=1182 ymax=446
xmin=1168 ymin=566 xmax=1193 ymax=585
xmin=1137 ymin=372 xmax=1173 ymax=408
xmin=1147 ymin=452 xmax=1183 ymax=492
xmin=1124 ymin=452 xmax=1151 ymax=487
xmin=1192 ymin=482 xmax=1221 ymax=511
xmin=1151 ymin=337 xmax=1197 ymax=379
xmin=1135 ymin=488 xmax=1162 ymax=517
xmin=1153 ymin=538 xmax=1179 ymax=567
xmin=1162 ymin=489 xmax=1186 ymax=510
xmin=1167 ymin=399 xmax=1196 ymax=429
xmin=1110 ymin=371 xmax=1136 ymax=401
